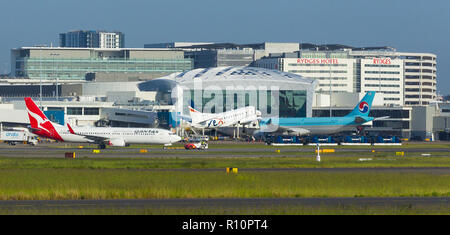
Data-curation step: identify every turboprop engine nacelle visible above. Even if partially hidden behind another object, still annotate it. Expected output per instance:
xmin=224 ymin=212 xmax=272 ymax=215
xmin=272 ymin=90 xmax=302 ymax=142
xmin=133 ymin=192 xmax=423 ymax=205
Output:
xmin=108 ymin=138 xmax=126 ymax=147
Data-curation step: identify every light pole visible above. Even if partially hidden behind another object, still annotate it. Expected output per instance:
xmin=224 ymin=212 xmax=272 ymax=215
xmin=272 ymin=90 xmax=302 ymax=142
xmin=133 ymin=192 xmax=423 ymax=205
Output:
xmin=2 ymin=62 xmax=7 ymax=75
xmin=35 ymin=44 xmax=47 ymax=109
xmin=39 ymin=47 xmax=43 ymax=109
xmin=50 ymin=53 xmax=60 ymax=100
xmin=329 ymin=57 xmax=332 ymax=117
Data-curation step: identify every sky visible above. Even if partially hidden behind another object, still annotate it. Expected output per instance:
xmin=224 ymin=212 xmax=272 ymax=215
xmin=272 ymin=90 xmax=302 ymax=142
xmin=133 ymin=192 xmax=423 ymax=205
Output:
xmin=1 ymin=0 xmax=449 ymax=95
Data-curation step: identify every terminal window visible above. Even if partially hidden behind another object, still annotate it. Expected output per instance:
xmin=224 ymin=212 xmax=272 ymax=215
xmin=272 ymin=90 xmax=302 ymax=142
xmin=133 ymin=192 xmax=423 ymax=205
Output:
xmin=67 ymin=107 xmax=82 ymax=115
xmin=279 ymin=90 xmax=306 ymax=117
xmin=184 ymin=89 xmax=306 ymax=118
xmin=84 ymin=108 xmax=100 ymax=115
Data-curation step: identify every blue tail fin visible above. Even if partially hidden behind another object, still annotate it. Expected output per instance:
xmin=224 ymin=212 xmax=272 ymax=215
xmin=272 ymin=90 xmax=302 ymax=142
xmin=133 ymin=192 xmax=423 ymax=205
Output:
xmin=346 ymin=91 xmax=376 ymax=117
xmin=190 ymin=100 xmax=196 ymax=110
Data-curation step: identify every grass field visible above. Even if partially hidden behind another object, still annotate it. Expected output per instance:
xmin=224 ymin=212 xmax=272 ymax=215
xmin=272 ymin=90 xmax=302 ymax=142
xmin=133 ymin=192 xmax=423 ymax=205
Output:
xmin=1 ymin=155 xmax=450 ymax=169
xmin=0 ymin=169 xmax=449 ymax=200
xmin=0 ymin=141 xmax=449 ymax=214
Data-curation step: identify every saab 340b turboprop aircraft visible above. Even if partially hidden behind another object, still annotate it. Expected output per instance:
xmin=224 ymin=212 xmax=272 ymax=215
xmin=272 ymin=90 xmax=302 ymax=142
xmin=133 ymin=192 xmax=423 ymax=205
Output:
xmin=24 ymin=97 xmax=181 ymax=148
xmin=188 ymin=105 xmax=261 ymax=129
xmin=257 ymin=91 xmax=385 ymax=136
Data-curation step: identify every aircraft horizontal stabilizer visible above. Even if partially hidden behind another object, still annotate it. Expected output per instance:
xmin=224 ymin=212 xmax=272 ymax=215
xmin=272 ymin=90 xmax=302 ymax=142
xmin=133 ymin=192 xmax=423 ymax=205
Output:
xmin=26 ymin=126 xmax=42 ymax=133
xmin=373 ymin=116 xmax=390 ymax=121
xmin=354 ymin=116 xmax=369 ymax=124
xmin=67 ymin=123 xmax=75 ymax=134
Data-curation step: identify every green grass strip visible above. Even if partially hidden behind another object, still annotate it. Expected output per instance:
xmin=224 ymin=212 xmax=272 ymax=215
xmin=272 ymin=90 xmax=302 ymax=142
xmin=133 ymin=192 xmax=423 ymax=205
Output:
xmin=1 ymin=155 xmax=450 ymax=169
xmin=0 ymin=169 xmax=449 ymax=200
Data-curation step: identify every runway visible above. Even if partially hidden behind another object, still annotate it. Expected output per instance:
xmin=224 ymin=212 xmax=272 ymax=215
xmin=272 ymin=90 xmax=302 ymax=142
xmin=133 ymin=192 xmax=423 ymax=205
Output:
xmin=0 ymin=142 xmax=448 ymax=159
xmin=0 ymin=197 xmax=448 ymax=211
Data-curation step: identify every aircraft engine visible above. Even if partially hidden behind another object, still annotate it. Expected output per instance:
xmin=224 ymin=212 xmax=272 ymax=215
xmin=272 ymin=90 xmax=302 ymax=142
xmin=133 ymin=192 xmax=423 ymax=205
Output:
xmin=288 ymin=128 xmax=311 ymax=136
xmin=108 ymin=138 xmax=126 ymax=147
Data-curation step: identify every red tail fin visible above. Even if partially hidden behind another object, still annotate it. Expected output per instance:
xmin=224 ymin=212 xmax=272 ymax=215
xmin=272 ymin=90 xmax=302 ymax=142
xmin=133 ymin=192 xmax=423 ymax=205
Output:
xmin=24 ymin=97 xmax=63 ymax=141
xmin=24 ymin=97 xmax=48 ymax=129
xmin=67 ymin=123 xmax=75 ymax=134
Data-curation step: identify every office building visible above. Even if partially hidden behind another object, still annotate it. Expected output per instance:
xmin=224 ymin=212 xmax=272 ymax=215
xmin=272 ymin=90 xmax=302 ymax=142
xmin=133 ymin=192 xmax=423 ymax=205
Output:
xmin=59 ymin=30 xmax=125 ymax=48
xmin=350 ymin=50 xmax=436 ymax=105
xmin=11 ymin=47 xmax=193 ymax=81
xmin=145 ymin=42 xmax=300 ymax=68
xmin=253 ymin=45 xmax=436 ymax=106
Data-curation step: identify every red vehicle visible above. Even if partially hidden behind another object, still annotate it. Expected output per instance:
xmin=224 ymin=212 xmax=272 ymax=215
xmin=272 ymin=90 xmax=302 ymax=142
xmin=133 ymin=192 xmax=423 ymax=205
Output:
xmin=184 ymin=141 xmax=208 ymax=150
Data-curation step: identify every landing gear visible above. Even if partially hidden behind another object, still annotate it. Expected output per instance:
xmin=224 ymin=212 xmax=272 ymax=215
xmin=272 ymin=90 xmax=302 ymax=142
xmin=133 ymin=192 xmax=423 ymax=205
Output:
xmin=356 ymin=126 xmax=364 ymax=135
xmin=98 ymin=143 xmax=106 ymax=149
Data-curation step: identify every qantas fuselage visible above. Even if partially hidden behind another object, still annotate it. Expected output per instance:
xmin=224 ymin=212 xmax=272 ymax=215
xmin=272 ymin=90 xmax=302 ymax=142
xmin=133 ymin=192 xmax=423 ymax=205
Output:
xmin=24 ymin=97 xmax=181 ymax=147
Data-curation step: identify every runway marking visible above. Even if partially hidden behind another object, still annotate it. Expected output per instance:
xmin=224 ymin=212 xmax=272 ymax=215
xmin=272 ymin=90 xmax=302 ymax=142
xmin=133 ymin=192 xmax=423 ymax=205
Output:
xmin=44 ymin=204 xmax=97 ymax=207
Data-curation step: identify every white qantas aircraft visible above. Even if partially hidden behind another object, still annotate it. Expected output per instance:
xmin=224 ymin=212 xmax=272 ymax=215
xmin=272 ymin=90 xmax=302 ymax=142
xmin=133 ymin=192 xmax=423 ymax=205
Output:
xmin=24 ymin=97 xmax=182 ymax=149
xmin=187 ymin=105 xmax=261 ymax=129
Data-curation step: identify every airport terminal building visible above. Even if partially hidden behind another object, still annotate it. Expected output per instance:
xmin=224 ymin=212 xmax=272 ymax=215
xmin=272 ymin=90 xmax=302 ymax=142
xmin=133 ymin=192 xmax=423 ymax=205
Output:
xmin=138 ymin=66 xmax=318 ymax=119
xmin=0 ymin=65 xmax=445 ymax=140
xmin=10 ymin=47 xmax=193 ymax=81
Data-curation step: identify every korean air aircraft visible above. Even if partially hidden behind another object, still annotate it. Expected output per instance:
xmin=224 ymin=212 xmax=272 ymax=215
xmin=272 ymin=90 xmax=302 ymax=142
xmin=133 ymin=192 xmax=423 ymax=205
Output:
xmin=188 ymin=105 xmax=261 ymax=129
xmin=258 ymin=91 xmax=381 ymax=136
xmin=24 ymin=97 xmax=182 ymax=148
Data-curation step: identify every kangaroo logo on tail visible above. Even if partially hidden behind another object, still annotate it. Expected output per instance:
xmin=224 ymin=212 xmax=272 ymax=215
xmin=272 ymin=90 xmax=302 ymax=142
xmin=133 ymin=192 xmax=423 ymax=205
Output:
xmin=24 ymin=97 xmax=63 ymax=141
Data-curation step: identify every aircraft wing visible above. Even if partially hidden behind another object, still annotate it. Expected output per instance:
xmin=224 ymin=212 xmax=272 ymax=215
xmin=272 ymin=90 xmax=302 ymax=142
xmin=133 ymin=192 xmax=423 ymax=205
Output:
xmin=373 ymin=116 xmax=390 ymax=121
xmin=24 ymin=125 xmax=43 ymax=133
xmin=354 ymin=115 xmax=389 ymax=124
xmin=260 ymin=119 xmax=310 ymax=136
xmin=66 ymin=123 xmax=108 ymax=143
xmin=76 ymin=133 xmax=109 ymax=143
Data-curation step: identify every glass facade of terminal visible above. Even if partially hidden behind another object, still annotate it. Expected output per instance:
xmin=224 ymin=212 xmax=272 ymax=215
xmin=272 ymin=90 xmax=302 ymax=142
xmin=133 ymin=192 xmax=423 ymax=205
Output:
xmin=15 ymin=58 xmax=193 ymax=80
xmin=183 ymin=89 xmax=307 ymax=118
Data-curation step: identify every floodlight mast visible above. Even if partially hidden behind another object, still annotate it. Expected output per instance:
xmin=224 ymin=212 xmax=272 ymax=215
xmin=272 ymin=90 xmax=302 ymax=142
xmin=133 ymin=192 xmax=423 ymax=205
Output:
xmin=35 ymin=44 xmax=48 ymax=109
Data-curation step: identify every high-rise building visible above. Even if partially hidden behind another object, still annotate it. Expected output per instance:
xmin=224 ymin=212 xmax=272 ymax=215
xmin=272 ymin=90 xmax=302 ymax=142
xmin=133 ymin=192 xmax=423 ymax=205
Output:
xmin=402 ymin=53 xmax=436 ymax=106
xmin=350 ymin=51 xmax=436 ymax=105
xmin=59 ymin=30 xmax=125 ymax=48
xmin=253 ymin=45 xmax=436 ymax=106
